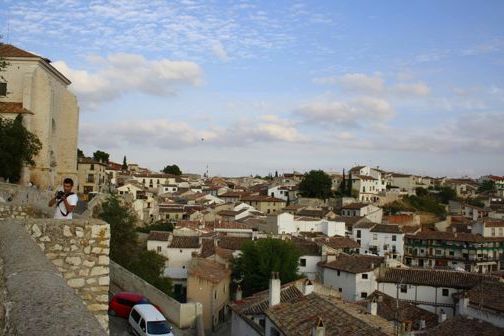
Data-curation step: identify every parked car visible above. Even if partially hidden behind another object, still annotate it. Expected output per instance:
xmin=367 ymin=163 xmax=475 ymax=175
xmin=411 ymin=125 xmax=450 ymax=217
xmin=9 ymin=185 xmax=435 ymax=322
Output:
xmin=128 ymin=304 xmax=174 ymax=336
xmin=108 ymin=292 xmax=151 ymax=318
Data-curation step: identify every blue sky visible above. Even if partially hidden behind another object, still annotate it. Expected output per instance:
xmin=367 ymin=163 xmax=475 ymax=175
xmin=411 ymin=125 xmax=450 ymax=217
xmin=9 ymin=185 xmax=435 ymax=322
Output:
xmin=1 ymin=0 xmax=503 ymax=177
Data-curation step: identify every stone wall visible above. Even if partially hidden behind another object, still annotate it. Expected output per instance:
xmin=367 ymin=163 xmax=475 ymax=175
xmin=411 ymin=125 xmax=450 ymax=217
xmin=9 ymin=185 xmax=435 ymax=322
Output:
xmin=110 ymin=261 xmax=202 ymax=330
xmin=0 ymin=219 xmax=107 ymax=336
xmin=23 ymin=218 xmax=111 ymax=331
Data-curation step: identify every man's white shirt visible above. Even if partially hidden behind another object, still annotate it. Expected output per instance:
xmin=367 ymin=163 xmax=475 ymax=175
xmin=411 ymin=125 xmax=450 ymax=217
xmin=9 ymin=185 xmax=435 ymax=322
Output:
xmin=54 ymin=194 xmax=78 ymax=219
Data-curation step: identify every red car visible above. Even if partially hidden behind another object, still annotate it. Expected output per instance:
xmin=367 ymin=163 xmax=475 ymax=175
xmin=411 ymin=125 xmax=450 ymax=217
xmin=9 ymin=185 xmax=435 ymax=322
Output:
xmin=108 ymin=292 xmax=151 ymax=318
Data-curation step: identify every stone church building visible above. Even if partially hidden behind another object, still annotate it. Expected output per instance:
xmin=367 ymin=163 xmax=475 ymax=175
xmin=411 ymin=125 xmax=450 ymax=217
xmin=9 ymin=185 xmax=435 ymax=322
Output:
xmin=0 ymin=44 xmax=79 ymax=189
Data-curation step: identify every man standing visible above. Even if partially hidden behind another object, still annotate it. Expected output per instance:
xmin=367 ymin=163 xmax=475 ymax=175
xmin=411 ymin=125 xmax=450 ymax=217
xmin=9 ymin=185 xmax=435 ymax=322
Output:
xmin=48 ymin=178 xmax=79 ymax=219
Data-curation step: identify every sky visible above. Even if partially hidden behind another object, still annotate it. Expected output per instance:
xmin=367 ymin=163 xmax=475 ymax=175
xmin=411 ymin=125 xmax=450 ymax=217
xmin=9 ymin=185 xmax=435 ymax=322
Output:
xmin=1 ymin=0 xmax=503 ymax=177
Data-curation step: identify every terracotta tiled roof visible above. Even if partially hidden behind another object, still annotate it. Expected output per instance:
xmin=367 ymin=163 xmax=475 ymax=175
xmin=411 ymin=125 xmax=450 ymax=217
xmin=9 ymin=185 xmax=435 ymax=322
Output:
xmin=401 ymin=225 xmax=420 ymax=234
xmin=199 ymin=239 xmax=216 ymax=258
xmin=265 ymin=293 xmax=390 ymax=336
xmin=370 ymin=224 xmax=402 ymax=234
xmin=78 ymin=157 xmax=107 ymax=165
xmin=229 ymin=283 xmax=304 ymax=315
xmin=0 ymin=44 xmax=41 ymax=58
xmin=406 ymin=230 xmax=502 ymax=243
xmin=188 ymin=259 xmax=231 ymax=284
xmin=296 ymin=209 xmax=328 ymax=218
xmin=293 ymin=240 xmax=320 ymax=256
xmin=428 ymin=316 xmax=504 ymax=336
xmin=214 ymin=221 xmax=252 ymax=230
xmin=219 ymin=191 xmax=249 ymax=198
xmin=466 ymin=280 xmax=504 ymax=313
xmin=354 ymin=175 xmax=377 ymax=181
xmin=378 ymin=268 xmax=499 ymax=289
xmin=352 ymin=220 xmax=376 ymax=229
xmin=357 ymin=291 xmax=438 ymax=330
xmin=482 ymin=219 xmax=504 ymax=228
xmin=147 ymin=231 xmax=170 ymax=241
xmin=241 ymin=195 xmax=286 ymax=202
xmin=315 ymin=236 xmax=360 ymax=249
xmin=169 ymin=236 xmax=200 ymax=248
xmin=217 ymin=210 xmax=239 ymax=217
xmin=0 ymin=102 xmax=33 ymax=114
xmin=342 ymin=202 xmax=369 ymax=210
xmin=320 ymin=254 xmax=383 ymax=274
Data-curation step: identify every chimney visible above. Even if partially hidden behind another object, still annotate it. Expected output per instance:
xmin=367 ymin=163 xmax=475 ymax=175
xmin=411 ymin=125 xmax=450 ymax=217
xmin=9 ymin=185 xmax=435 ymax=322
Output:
xmin=311 ymin=317 xmax=325 ymax=336
xmin=438 ymin=309 xmax=447 ymax=323
xmin=235 ymin=285 xmax=243 ymax=301
xmin=269 ymin=272 xmax=281 ymax=307
xmin=367 ymin=297 xmax=378 ymax=316
xmin=303 ymin=279 xmax=314 ymax=296
xmin=418 ymin=319 xmax=426 ymax=330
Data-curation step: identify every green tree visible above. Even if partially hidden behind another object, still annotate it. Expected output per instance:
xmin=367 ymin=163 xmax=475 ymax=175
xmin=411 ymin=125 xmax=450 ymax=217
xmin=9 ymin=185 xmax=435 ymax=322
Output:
xmin=232 ymin=238 xmax=300 ymax=296
xmin=436 ymin=186 xmax=457 ymax=204
xmin=98 ymin=196 xmax=172 ymax=295
xmin=298 ymin=170 xmax=333 ymax=199
xmin=136 ymin=220 xmax=174 ymax=233
xmin=0 ymin=115 xmax=42 ymax=182
xmin=347 ymin=172 xmax=353 ymax=197
xmin=162 ymin=164 xmax=182 ymax=175
xmin=415 ymin=187 xmax=429 ymax=197
xmin=98 ymin=196 xmax=138 ymax=266
xmin=93 ymin=150 xmax=110 ymax=163
xmin=122 ymin=155 xmax=128 ymax=171
xmin=77 ymin=148 xmax=85 ymax=158
xmin=479 ymin=180 xmax=496 ymax=193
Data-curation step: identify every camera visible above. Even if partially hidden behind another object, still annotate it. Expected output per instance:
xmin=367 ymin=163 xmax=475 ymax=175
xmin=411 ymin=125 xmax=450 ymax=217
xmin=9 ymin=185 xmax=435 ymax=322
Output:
xmin=55 ymin=191 xmax=66 ymax=200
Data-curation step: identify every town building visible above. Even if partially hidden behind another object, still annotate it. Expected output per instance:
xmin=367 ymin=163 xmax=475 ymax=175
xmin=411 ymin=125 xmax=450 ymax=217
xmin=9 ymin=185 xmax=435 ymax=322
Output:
xmin=0 ymin=44 xmax=79 ymax=188
xmin=403 ymin=230 xmax=504 ymax=272
xmin=76 ymin=158 xmax=109 ymax=197
xmin=240 ymin=195 xmax=286 ymax=214
xmin=319 ymin=254 xmax=384 ymax=301
xmin=353 ymin=223 xmax=405 ymax=259
xmin=186 ymin=258 xmax=231 ymax=332
xmin=340 ymin=203 xmax=383 ymax=223
xmin=261 ymin=212 xmax=345 ymax=237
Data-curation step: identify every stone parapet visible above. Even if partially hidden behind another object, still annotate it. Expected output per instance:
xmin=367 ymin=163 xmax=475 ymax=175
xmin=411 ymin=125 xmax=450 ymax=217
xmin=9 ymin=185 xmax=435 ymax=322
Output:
xmin=0 ymin=219 xmax=107 ymax=335
xmin=23 ymin=218 xmax=111 ymax=331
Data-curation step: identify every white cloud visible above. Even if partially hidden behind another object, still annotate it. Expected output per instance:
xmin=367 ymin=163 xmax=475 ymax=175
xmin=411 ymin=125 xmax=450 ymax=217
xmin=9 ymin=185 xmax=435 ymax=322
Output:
xmin=211 ymin=40 xmax=230 ymax=61
xmin=53 ymin=53 xmax=203 ymax=107
xmin=80 ymin=114 xmax=305 ymax=150
xmin=392 ymin=82 xmax=431 ymax=97
xmin=313 ymin=73 xmax=385 ymax=94
xmin=295 ymin=96 xmax=394 ymax=126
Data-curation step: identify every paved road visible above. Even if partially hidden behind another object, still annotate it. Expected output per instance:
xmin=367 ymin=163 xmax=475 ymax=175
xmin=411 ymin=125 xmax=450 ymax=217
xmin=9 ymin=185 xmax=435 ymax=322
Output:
xmin=109 ymin=315 xmax=190 ymax=336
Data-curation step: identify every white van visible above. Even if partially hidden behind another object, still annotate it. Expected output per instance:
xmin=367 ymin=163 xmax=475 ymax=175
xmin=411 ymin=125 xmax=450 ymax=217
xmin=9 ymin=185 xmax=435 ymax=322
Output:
xmin=128 ymin=304 xmax=174 ymax=336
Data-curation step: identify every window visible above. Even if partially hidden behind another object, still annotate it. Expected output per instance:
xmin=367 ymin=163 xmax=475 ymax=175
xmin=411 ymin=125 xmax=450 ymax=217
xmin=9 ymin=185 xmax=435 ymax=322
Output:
xmin=0 ymin=82 xmax=6 ymax=96
xmin=362 ymin=273 xmax=368 ymax=279
xmin=131 ymin=309 xmax=141 ymax=323
xmin=492 ymin=228 xmax=496 ymax=236
xmin=442 ymin=288 xmax=449 ymax=296
xmin=436 ymin=249 xmax=442 ymax=255
xmin=337 ymin=270 xmax=341 ymax=276
xmin=338 ymin=288 xmax=342 ymax=292
xmin=356 ymin=230 xmax=361 ymax=238
xmin=400 ymin=284 xmax=407 ymax=293
xmin=214 ymin=290 xmax=217 ymax=299
xmin=157 ymin=246 xmax=161 ymax=253
xmin=392 ymin=235 xmax=396 ymax=241
xmin=449 ymin=250 xmax=454 ymax=256
xmin=299 ymin=258 xmax=306 ymax=267
xmin=373 ymin=234 xmax=377 ymax=240
xmin=360 ymin=292 xmax=367 ymax=298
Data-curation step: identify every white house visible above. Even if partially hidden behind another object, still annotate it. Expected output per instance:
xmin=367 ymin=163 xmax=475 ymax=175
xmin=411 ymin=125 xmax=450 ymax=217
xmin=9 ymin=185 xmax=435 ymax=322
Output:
xmin=132 ymin=173 xmax=176 ymax=189
xmin=320 ymin=254 xmax=384 ymax=301
xmin=377 ymin=268 xmax=500 ymax=317
xmin=471 ymin=218 xmax=504 ymax=237
xmin=262 ymin=212 xmax=345 ymax=237
xmin=147 ymin=232 xmax=201 ymax=289
xmin=353 ymin=224 xmax=404 ymax=259
xmin=267 ymin=185 xmax=299 ymax=202
xmin=292 ymin=239 xmax=323 ymax=280
xmin=457 ymin=281 xmax=504 ymax=329
xmin=158 ymin=184 xmax=178 ymax=194
xmin=117 ymin=182 xmax=144 ymax=199
xmin=349 ymin=166 xmax=387 ymax=203
xmin=341 ymin=203 xmax=383 ymax=223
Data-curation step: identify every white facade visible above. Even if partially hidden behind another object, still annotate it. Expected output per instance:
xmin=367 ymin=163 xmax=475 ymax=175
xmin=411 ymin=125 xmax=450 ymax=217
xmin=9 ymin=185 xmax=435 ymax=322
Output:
xmin=147 ymin=239 xmax=200 ymax=280
xmin=321 ymin=267 xmax=378 ymax=301
xmin=298 ymin=255 xmax=323 ymax=280
xmin=132 ymin=175 xmax=176 ymax=189
xmin=353 ymin=227 xmax=404 ymax=259
xmin=264 ymin=212 xmax=345 ymax=236
xmin=377 ymin=282 xmax=460 ymax=317
xmin=341 ymin=204 xmax=383 ymax=223
xmin=457 ymin=296 xmax=504 ymax=329
xmin=158 ymin=184 xmax=178 ymax=194
xmin=117 ymin=183 xmax=143 ymax=199
xmin=231 ymin=311 xmax=262 ymax=336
